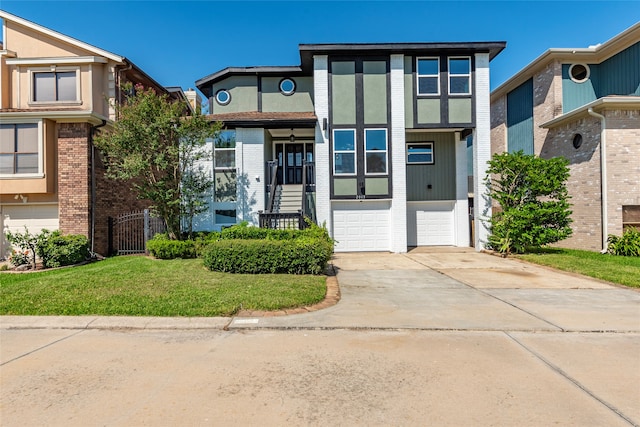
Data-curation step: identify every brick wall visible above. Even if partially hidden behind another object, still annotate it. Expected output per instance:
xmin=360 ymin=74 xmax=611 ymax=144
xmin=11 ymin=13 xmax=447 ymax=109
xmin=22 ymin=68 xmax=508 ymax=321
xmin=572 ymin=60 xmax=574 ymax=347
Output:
xmin=533 ymin=60 xmax=562 ymax=154
xmin=490 ymin=96 xmax=506 ymax=156
xmin=57 ymin=123 xmax=92 ymax=238
xmin=540 ymin=116 xmax=603 ymax=250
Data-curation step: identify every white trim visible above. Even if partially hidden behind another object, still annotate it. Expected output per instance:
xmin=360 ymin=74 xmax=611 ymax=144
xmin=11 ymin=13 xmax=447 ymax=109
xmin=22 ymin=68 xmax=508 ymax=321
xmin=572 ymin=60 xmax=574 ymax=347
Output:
xmin=28 ymin=66 xmax=81 ymax=104
xmin=448 ymin=56 xmax=472 ymax=96
xmin=406 ymin=141 xmax=434 ymax=164
xmin=568 ymin=63 xmax=591 ymax=83
xmin=332 ymin=128 xmax=357 ymax=176
xmin=6 ymin=56 xmax=108 ymax=65
xmin=0 ymin=110 xmax=109 ymax=125
xmin=364 ymin=128 xmax=388 ymax=175
xmin=0 ymin=10 xmax=123 ymax=63
xmin=0 ymin=119 xmax=44 ymax=178
xmin=416 ymin=56 xmax=440 ymax=96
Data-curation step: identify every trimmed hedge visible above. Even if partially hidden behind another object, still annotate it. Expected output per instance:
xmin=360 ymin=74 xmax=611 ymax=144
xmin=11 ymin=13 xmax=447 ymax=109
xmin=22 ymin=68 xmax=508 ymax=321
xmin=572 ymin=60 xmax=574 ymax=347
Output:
xmin=39 ymin=232 xmax=90 ymax=268
xmin=203 ymin=237 xmax=333 ymax=275
xmin=147 ymin=235 xmax=196 ymax=259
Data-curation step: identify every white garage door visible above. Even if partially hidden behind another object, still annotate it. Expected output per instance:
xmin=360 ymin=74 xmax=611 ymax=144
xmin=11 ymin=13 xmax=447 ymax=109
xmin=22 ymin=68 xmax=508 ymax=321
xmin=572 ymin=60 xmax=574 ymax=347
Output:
xmin=333 ymin=202 xmax=390 ymax=252
xmin=1 ymin=204 xmax=59 ymax=256
xmin=407 ymin=202 xmax=454 ymax=246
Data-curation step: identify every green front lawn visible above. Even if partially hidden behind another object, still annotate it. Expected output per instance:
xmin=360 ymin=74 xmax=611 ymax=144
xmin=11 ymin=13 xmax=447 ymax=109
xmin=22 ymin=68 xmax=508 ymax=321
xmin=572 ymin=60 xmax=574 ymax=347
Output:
xmin=517 ymin=248 xmax=640 ymax=288
xmin=0 ymin=256 xmax=327 ymax=316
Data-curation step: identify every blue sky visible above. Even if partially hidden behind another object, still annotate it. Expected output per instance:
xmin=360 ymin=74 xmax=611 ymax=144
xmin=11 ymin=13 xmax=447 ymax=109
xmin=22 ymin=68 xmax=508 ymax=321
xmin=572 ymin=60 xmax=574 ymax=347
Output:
xmin=1 ymin=1 xmax=638 ymax=97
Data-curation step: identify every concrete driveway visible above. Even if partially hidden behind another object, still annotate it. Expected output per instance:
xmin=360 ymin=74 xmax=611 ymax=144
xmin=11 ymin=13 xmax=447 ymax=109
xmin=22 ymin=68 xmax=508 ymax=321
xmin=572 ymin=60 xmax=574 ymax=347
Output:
xmin=1 ymin=248 xmax=639 ymax=426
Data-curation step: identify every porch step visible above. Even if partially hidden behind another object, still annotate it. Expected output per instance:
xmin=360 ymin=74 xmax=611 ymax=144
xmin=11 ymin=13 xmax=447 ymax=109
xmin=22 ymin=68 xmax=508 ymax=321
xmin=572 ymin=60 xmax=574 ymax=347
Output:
xmin=273 ymin=185 xmax=303 ymax=213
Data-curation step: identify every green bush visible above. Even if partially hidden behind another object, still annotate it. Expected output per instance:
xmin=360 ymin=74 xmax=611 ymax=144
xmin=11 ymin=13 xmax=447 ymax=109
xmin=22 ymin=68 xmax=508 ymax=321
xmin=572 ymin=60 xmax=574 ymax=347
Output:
xmin=38 ymin=231 xmax=90 ymax=268
xmin=147 ymin=235 xmax=197 ymax=259
xmin=203 ymin=237 xmax=333 ymax=275
xmin=607 ymin=227 xmax=640 ymax=257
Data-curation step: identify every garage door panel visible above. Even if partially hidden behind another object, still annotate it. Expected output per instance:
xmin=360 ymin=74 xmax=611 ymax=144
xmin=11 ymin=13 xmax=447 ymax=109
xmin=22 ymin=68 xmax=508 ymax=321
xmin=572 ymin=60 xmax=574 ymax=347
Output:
xmin=333 ymin=203 xmax=390 ymax=252
xmin=408 ymin=202 xmax=454 ymax=246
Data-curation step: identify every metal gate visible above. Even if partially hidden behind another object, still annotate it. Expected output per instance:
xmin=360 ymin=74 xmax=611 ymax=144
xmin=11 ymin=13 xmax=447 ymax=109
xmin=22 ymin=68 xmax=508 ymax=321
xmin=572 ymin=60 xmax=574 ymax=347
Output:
xmin=108 ymin=209 xmax=166 ymax=255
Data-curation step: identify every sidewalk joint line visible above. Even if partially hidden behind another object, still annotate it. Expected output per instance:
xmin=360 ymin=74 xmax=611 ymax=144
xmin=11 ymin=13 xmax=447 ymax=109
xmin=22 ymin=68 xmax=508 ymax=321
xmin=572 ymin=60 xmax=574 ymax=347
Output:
xmin=504 ymin=331 xmax=638 ymax=427
xmin=0 ymin=329 xmax=86 ymax=367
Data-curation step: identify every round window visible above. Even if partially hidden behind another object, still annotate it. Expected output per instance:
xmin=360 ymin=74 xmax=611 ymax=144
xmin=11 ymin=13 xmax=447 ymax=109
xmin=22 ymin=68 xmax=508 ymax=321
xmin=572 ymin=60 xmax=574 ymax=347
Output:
xmin=569 ymin=64 xmax=590 ymax=83
xmin=279 ymin=78 xmax=296 ymax=96
xmin=215 ymin=89 xmax=231 ymax=105
xmin=572 ymin=133 xmax=583 ymax=149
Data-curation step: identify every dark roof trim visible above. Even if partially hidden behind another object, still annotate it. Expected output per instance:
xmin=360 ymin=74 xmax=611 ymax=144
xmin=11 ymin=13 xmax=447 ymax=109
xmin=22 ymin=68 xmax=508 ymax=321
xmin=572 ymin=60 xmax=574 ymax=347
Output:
xmin=207 ymin=113 xmax=317 ymax=129
xmin=196 ymin=66 xmax=304 ymax=96
xmin=299 ymin=41 xmax=506 ymax=69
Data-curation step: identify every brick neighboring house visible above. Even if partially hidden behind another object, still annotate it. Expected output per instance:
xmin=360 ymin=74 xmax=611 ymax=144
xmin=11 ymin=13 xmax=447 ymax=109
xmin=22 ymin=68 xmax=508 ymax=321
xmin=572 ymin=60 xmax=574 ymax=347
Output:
xmin=0 ymin=10 xmax=193 ymax=257
xmin=490 ymin=23 xmax=640 ymax=252
xmin=195 ymin=41 xmax=506 ymax=252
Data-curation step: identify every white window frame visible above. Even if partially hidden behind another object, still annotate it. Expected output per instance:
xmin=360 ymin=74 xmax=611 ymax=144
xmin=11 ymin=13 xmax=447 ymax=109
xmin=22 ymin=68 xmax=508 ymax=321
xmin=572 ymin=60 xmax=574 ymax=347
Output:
xmin=448 ymin=56 xmax=472 ymax=96
xmin=406 ymin=142 xmax=434 ymax=165
xmin=416 ymin=57 xmax=440 ymax=96
xmin=29 ymin=66 xmax=81 ymax=105
xmin=333 ymin=129 xmax=357 ymax=176
xmin=364 ymin=128 xmax=388 ymax=175
xmin=0 ymin=119 xmax=44 ymax=178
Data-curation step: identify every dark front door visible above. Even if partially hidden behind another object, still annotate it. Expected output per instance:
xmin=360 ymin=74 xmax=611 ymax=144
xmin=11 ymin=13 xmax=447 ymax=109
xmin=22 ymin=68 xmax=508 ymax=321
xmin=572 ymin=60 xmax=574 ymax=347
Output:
xmin=276 ymin=143 xmax=307 ymax=185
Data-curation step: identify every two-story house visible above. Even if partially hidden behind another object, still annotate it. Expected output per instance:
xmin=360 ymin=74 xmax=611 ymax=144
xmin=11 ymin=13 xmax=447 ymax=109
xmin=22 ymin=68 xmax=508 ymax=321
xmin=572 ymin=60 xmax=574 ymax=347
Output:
xmin=196 ymin=41 xmax=505 ymax=252
xmin=0 ymin=10 xmax=191 ymax=257
xmin=491 ymin=23 xmax=640 ymax=252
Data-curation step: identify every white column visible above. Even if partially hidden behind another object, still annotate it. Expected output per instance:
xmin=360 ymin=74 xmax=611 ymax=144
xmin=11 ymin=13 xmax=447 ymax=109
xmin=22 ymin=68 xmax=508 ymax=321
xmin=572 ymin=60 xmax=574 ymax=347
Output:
xmin=390 ymin=54 xmax=407 ymax=253
xmin=235 ymin=128 xmax=265 ymax=226
xmin=473 ymin=53 xmax=492 ymax=250
xmin=313 ymin=55 xmax=331 ymax=233
xmin=454 ymin=131 xmax=470 ymax=247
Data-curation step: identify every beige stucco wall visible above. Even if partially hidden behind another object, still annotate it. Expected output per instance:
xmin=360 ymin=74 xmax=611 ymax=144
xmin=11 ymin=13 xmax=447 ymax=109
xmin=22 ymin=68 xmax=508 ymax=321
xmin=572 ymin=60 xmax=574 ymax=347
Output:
xmin=5 ymin=22 xmax=95 ymax=58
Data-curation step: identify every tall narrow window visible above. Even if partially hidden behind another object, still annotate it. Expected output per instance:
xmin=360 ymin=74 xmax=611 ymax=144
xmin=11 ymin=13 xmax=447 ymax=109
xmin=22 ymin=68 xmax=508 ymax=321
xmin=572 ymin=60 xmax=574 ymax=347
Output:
xmin=417 ymin=57 xmax=439 ymax=95
xmin=365 ymin=129 xmax=387 ymax=174
xmin=449 ymin=57 xmax=471 ymax=95
xmin=33 ymin=71 xmax=77 ymax=102
xmin=0 ymin=123 xmax=40 ymax=175
xmin=333 ymin=129 xmax=356 ymax=175
xmin=213 ymin=130 xmax=236 ymax=205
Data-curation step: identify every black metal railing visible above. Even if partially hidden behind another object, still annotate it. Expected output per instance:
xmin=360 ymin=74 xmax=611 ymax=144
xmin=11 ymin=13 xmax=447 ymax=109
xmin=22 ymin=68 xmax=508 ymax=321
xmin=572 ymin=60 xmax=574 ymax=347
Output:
xmin=266 ymin=160 xmax=278 ymax=213
xmin=258 ymin=211 xmax=308 ymax=230
xmin=108 ymin=209 xmax=165 ymax=255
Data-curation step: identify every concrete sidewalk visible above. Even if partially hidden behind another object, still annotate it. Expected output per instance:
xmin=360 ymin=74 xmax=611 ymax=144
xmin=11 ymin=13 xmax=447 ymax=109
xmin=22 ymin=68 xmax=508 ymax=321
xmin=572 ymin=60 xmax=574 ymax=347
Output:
xmin=2 ymin=249 xmax=639 ymax=426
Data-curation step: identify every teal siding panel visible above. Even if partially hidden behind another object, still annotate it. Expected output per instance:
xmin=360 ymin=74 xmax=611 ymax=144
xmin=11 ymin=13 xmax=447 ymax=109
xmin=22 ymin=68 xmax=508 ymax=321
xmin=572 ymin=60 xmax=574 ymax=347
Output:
xmin=406 ymin=132 xmax=456 ymax=201
xmin=598 ymin=42 xmax=640 ymax=96
xmin=562 ymin=64 xmax=598 ymax=112
xmin=506 ymin=79 xmax=534 ymax=154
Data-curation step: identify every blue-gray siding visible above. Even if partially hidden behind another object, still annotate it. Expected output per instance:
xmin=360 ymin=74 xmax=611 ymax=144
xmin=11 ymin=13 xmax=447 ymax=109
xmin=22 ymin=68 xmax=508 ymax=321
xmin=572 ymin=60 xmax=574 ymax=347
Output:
xmin=563 ymin=42 xmax=640 ymax=112
xmin=506 ymin=78 xmax=534 ymax=155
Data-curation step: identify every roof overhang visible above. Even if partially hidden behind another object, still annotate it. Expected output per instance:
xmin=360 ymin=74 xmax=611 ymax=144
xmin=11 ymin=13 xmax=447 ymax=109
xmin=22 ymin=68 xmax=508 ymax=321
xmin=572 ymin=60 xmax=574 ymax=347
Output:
xmin=540 ymin=96 xmax=640 ymax=129
xmin=0 ymin=109 xmax=111 ymax=126
xmin=196 ymin=66 xmax=304 ymax=97
xmin=492 ymin=22 xmax=640 ymax=100
xmin=6 ymin=56 xmax=108 ymax=65
xmin=206 ymin=111 xmax=317 ymax=129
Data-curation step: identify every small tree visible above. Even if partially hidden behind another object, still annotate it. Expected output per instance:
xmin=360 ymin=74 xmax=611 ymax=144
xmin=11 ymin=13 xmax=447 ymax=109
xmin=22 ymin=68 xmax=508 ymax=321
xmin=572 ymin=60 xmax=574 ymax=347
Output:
xmin=94 ymin=83 xmax=220 ymax=239
xmin=485 ymin=151 xmax=573 ymax=255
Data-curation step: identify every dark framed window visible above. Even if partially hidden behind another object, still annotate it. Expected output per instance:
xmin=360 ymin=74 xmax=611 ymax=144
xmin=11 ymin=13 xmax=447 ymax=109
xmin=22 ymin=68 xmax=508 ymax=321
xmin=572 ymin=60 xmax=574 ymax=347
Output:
xmin=406 ymin=142 xmax=434 ymax=164
xmin=0 ymin=123 xmax=40 ymax=175
xmin=33 ymin=71 xmax=77 ymax=102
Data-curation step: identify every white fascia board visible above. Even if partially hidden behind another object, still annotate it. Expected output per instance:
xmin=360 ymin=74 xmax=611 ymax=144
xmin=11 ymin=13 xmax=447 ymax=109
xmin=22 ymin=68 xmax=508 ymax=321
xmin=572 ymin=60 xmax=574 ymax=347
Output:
xmin=0 ymin=10 xmax=123 ymax=63
xmin=0 ymin=110 xmax=110 ymax=125
xmin=541 ymin=96 xmax=640 ymax=128
xmin=0 ymin=49 xmax=17 ymax=58
xmin=6 ymin=56 xmax=108 ymax=65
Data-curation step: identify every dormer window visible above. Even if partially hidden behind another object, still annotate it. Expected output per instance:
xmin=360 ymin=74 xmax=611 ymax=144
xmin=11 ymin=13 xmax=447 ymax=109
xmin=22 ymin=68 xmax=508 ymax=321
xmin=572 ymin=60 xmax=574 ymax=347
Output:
xmin=33 ymin=70 xmax=77 ymax=102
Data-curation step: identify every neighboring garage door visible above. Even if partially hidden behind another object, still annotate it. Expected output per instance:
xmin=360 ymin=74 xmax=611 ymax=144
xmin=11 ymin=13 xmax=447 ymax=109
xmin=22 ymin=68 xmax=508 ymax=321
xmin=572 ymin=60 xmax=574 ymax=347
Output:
xmin=407 ymin=201 xmax=454 ymax=246
xmin=1 ymin=204 xmax=59 ymax=256
xmin=333 ymin=201 xmax=390 ymax=252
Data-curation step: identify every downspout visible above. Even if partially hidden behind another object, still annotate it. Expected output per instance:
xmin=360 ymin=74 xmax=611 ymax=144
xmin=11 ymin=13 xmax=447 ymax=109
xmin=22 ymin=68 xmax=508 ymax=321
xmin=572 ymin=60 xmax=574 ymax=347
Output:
xmin=90 ymin=120 xmax=107 ymax=254
xmin=587 ymin=108 xmax=608 ymax=253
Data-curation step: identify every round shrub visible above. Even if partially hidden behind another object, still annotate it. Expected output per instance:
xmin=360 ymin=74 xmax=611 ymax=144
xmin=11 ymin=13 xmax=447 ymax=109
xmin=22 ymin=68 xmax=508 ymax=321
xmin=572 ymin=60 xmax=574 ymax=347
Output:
xmin=39 ymin=232 xmax=90 ymax=268
xmin=146 ymin=236 xmax=196 ymax=259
